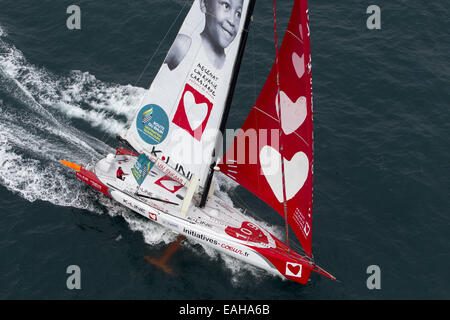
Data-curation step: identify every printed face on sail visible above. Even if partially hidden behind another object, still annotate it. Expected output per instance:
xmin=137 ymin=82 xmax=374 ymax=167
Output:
xmin=201 ymin=0 xmax=243 ymax=49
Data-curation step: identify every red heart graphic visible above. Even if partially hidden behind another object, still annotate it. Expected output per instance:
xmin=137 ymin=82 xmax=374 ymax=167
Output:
xmin=288 ymin=264 xmax=300 ymax=275
xmin=172 ymin=83 xmax=213 ymax=141
xmin=155 ymin=176 xmax=183 ymax=194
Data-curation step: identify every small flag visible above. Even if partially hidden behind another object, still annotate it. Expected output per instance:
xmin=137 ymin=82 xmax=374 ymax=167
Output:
xmin=131 ymin=153 xmax=154 ymax=186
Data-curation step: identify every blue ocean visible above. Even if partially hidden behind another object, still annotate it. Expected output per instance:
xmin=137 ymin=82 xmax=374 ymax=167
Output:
xmin=0 ymin=0 xmax=449 ymax=299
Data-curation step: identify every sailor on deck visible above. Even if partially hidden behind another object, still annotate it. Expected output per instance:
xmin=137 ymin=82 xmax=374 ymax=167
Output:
xmin=116 ymin=167 xmax=128 ymax=181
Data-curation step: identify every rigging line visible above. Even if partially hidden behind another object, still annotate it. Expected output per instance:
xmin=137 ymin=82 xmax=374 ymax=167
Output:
xmin=286 ymin=30 xmax=304 ymax=44
xmin=134 ymin=0 xmax=189 ymax=88
xmin=272 ymin=0 xmax=290 ymax=252
xmin=95 ymin=0 xmax=189 ymax=158
xmin=252 ymin=14 xmax=261 ymax=204
xmin=253 ymin=106 xmax=311 ymax=148
xmin=251 ymin=15 xmax=256 ymax=105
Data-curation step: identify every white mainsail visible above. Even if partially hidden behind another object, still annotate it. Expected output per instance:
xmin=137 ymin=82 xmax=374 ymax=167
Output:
xmin=122 ymin=0 xmax=252 ymax=187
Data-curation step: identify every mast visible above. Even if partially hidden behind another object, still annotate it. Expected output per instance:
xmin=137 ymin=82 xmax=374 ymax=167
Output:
xmin=199 ymin=0 xmax=257 ymax=208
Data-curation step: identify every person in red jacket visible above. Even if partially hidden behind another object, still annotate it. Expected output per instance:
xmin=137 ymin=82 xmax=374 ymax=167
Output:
xmin=116 ymin=167 xmax=128 ymax=181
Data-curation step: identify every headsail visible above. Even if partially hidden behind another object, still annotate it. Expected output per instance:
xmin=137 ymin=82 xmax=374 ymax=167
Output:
xmin=219 ymin=0 xmax=314 ymax=256
xmin=122 ymin=0 xmax=253 ymax=188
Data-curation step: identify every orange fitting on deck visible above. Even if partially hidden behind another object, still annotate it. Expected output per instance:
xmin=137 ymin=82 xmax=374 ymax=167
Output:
xmin=61 ymin=160 xmax=82 ymax=171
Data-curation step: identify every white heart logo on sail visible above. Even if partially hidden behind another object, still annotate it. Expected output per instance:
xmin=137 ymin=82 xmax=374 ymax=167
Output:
xmin=292 ymin=52 xmax=305 ymax=79
xmin=183 ymin=90 xmax=208 ymax=131
xmin=259 ymin=146 xmax=309 ymax=203
xmin=275 ymin=91 xmax=307 ymax=135
xmin=159 ymin=179 xmax=182 ymax=192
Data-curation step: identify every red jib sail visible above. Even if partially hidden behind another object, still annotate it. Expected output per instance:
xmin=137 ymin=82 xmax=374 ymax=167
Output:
xmin=219 ymin=0 xmax=314 ymax=257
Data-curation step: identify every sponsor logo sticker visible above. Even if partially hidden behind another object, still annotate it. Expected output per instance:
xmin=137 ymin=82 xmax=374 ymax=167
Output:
xmin=148 ymin=212 xmax=158 ymax=222
xmin=285 ymin=262 xmax=302 ymax=278
xmin=136 ymin=104 xmax=169 ymax=145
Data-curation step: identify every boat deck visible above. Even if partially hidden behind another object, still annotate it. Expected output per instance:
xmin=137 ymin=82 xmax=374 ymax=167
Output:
xmin=72 ymin=152 xmax=325 ymax=284
xmin=93 ymin=153 xmax=275 ymax=248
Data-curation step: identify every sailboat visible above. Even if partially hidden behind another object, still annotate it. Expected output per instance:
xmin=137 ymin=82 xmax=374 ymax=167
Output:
xmin=62 ymin=0 xmax=335 ymax=284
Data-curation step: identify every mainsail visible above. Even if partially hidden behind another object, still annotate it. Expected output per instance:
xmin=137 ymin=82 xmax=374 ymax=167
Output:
xmin=219 ymin=0 xmax=314 ymax=256
xmin=122 ymin=0 xmax=254 ymax=187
